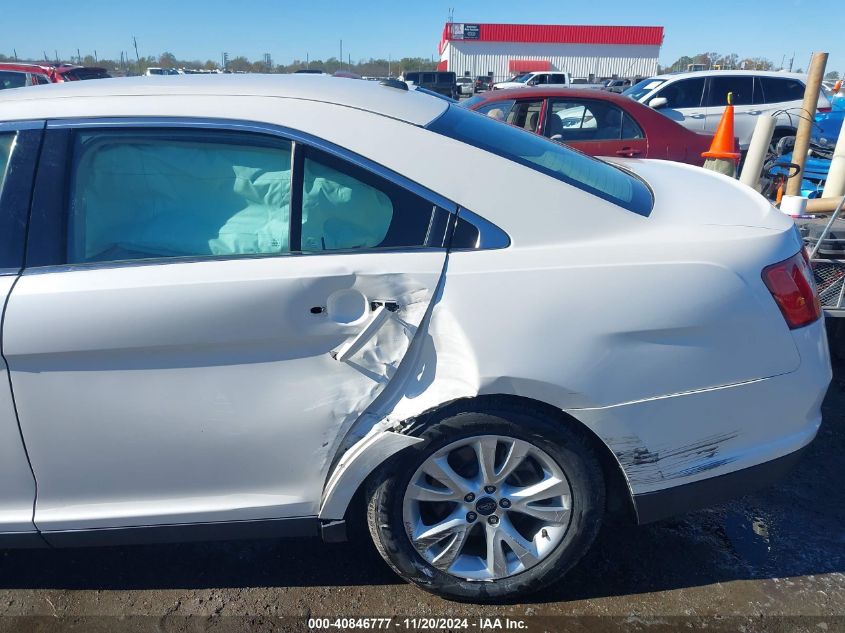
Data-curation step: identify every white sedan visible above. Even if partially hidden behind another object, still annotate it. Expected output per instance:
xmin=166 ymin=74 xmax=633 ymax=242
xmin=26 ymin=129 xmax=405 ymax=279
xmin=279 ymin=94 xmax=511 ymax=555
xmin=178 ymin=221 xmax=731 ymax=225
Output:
xmin=0 ymin=75 xmax=831 ymax=602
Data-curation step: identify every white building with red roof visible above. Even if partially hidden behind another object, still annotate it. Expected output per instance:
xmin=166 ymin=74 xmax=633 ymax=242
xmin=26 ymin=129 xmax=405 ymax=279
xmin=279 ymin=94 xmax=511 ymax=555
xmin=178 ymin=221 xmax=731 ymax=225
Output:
xmin=438 ymin=22 xmax=664 ymax=82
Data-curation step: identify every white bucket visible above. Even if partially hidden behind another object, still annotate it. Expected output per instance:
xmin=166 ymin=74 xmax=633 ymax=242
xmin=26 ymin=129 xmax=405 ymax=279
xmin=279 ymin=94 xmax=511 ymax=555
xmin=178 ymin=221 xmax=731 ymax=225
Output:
xmin=780 ymin=195 xmax=808 ymax=217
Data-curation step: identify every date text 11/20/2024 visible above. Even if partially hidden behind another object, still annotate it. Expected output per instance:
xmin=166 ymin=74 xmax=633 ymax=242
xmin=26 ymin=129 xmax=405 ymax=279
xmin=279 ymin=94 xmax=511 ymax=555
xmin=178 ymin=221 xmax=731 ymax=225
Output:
xmin=308 ymin=617 xmax=528 ymax=630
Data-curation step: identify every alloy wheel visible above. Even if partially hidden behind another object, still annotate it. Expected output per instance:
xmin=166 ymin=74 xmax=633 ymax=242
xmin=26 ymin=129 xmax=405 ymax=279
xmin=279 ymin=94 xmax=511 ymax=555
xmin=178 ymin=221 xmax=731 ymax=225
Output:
xmin=402 ymin=435 xmax=572 ymax=581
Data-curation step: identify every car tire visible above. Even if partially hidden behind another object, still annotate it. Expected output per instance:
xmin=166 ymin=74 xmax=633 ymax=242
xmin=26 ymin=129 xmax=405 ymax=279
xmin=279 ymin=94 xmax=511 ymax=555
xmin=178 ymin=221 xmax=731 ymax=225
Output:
xmin=366 ymin=406 xmax=605 ymax=602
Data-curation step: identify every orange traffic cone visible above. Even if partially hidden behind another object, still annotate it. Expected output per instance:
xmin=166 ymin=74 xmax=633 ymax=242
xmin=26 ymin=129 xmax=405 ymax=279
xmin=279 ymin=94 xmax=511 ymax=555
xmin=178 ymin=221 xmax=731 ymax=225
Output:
xmin=702 ymin=91 xmax=741 ymax=176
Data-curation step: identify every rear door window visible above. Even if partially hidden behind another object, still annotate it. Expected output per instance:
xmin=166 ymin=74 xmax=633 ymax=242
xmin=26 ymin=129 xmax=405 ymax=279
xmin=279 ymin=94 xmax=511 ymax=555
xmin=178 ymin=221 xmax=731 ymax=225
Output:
xmin=655 ymin=77 xmax=705 ymax=108
xmin=0 ymin=127 xmax=42 ymax=270
xmin=299 ymin=148 xmax=445 ymax=252
xmin=546 ymin=100 xmax=637 ymax=142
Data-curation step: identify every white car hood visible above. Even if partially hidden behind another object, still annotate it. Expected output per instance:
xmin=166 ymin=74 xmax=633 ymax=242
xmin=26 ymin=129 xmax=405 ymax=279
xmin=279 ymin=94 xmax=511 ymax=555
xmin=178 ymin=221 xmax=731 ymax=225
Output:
xmin=493 ymin=82 xmax=528 ymax=90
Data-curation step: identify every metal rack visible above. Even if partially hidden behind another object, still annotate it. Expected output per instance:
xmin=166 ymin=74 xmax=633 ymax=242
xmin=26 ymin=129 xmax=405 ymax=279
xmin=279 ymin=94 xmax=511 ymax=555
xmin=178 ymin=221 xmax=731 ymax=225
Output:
xmin=805 ymin=196 xmax=845 ymax=318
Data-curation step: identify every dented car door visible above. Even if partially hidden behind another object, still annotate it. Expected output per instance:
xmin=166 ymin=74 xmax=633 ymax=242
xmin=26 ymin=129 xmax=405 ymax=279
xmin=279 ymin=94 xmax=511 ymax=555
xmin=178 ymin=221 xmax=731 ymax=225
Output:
xmin=3 ymin=121 xmax=451 ymax=533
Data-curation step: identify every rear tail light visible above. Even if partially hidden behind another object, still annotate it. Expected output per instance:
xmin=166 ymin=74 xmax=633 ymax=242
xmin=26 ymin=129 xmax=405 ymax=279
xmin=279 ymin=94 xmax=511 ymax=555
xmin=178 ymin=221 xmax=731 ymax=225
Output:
xmin=817 ymin=105 xmax=832 ymax=113
xmin=762 ymin=250 xmax=822 ymax=329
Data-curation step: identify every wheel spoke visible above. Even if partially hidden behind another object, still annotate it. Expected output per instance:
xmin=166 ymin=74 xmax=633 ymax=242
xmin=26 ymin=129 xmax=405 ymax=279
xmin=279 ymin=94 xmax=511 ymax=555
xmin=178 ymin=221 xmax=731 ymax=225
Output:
xmin=406 ymin=480 xmax=462 ymax=502
xmin=420 ymin=456 xmax=474 ymax=497
xmin=412 ymin=511 xmax=466 ymax=549
xmin=472 ymin=437 xmax=499 ymax=485
xmin=430 ymin=525 xmax=471 ymax=571
xmin=511 ymin=502 xmax=570 ymax=524
xmin=498 ymin=517 xmax=540 ymax=568
xmin=510 ymin=474 xmax=570 ymax=505
xmin=485 ymin=523 xmax=509 ymax=577
xmin=495 ymin=440 xmax=530 ymax=484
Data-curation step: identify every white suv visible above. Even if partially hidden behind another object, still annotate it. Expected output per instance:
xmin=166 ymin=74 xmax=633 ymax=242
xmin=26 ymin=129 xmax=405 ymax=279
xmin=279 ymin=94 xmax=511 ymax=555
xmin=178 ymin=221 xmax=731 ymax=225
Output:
xmin=624 ymin=70 xmax=832 ymax=149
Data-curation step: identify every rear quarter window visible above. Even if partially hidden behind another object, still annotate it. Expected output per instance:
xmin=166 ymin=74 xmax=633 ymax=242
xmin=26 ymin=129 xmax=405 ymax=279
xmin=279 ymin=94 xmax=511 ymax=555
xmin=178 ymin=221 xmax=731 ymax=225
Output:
xmin=428 ymin=105 xmax=653 ymax=216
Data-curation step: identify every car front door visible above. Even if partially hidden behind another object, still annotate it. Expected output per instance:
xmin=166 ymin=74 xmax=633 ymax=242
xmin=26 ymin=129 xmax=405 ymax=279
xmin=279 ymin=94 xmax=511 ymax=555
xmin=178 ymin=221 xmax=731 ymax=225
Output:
xmin=4 ymin=120 xmax=451 ymax=534
xmin=649 ymin=77 xmax=707 ymax=131
xmin=543 ymin=98 xmax=649 ymax=158
xmin=0 ymin=122 xmax=42 ymax=543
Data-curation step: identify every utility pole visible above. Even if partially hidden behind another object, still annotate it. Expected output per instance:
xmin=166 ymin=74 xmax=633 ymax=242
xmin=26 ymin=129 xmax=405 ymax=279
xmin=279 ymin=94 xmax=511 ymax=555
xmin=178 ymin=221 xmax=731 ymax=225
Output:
xmin=340 ymin=40 xmax=343 ymax=70
xmin=133 ymin=36 xmax=140 ymax=63
xmin=55 ymin=50 xmax=59 ymax=64
xmin=306 ymin=52 xmax=309 ymax=69
xmin=94 ymin=50 xmax=98 ymax=63
xmin=13 ymin=49 xmax=17 ymax=61
xmin=77 ymin=48 xmax=81 ymax=64
xmin=789 ymin=52 xmax=795 ymax=72
xmin=388 ymin=54 xmax=391 ymax=77
xmin=43 ymin=51 xmax=48 ymax=63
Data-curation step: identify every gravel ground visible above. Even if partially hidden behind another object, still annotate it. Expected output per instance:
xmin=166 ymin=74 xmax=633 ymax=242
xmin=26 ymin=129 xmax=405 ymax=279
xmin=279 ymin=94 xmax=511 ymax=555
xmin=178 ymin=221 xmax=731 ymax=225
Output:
xmin=0 ymin=358 xmax=843 ymax=632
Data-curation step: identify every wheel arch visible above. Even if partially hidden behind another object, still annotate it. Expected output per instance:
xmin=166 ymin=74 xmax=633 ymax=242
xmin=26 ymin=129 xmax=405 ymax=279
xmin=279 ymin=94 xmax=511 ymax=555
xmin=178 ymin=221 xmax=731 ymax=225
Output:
xmin=319 ymin=393 xmax=637 ymax=525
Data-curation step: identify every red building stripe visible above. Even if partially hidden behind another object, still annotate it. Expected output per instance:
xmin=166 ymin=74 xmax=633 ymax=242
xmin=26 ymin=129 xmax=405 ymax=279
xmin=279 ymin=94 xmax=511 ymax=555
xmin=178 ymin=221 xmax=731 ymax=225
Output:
xmin=441 ymin=23 xmax=664 ymax=49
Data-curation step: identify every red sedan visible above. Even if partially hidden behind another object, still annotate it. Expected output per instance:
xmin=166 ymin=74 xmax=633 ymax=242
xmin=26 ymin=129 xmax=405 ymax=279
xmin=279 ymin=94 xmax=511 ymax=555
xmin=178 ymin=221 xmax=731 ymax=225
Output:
xmin=462 ymin=88 xmax=714 ymax=166
xmin=0 ymin=63 xmax=111 ymax=83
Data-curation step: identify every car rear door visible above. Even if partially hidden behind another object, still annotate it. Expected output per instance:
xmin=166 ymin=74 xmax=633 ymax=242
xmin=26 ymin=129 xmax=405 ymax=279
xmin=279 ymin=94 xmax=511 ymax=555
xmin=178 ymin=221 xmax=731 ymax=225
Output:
xmin=3 ymin=119 xmax=452 ymax=535
xmin=0 ymin=121 xmax=41 ymax=543
xmin=543 ymin=98 xmax=648 ymax=158
xmin=704 ymin=75 xmax=756 ymax=147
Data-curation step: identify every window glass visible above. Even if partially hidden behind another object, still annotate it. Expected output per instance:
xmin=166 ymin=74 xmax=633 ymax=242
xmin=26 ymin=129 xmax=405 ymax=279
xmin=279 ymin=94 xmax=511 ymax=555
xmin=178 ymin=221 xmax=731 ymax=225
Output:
xmin=546 ymin=100 xmax=631 ymax=142
xmin=428 ymin=105 xmax=653 ymax=216
xmin=507 ymin=100 xmax=543 ymax=132
xmin=0 ymin=133 xmax=14 ymax=193
xmin=655 ymin=77 xmax=705 ymax=108
xmin=67 ymin=130 xmax=292 ymax=264
xmin=300 ymin=150 xmax=441 ymax=252
xmin=622 ymin=78 xmax=666 ymax=101
xmin=476 ymin=99 xmax=515 ymax=121
xmin=706 ymin=76 xmax=753 ymax=106
xmin=759 ymin=77 xmax=806 ymax=103
xmin=621 ymin=112 xmax=644 ymax=140
xmin=0 ymin=71 xmax=28 ymax=90
xmin=551 ymin=74 xmax=567 ymax=84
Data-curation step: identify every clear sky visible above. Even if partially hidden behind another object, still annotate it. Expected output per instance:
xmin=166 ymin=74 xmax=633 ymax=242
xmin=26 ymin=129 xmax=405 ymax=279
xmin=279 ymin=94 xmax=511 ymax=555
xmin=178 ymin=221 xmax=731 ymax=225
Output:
xmin=4 ymin=0 xmax=843 ymax=73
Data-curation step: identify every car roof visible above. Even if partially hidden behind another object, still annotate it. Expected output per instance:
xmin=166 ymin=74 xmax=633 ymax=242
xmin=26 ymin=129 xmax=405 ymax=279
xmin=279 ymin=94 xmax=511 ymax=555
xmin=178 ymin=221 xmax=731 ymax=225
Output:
xmin=472 ymin=86 xmax=634 ymax=104
xmin=0 ymin=74 xmax=449 ymax=126
xmin=648 ymin=70 xmax=808 ymax=81
xmin=0 ymin=63 xmax=52 ymax=74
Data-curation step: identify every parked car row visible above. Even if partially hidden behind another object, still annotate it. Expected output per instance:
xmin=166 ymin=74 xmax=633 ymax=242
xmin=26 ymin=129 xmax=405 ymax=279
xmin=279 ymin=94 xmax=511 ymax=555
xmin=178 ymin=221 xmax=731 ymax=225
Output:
xmin=0 ymin=63 xmax=111 ymax=88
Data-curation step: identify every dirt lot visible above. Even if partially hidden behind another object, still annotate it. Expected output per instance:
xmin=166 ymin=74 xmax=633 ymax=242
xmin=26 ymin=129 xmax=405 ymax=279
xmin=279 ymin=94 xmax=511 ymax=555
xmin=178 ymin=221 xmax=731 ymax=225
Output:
xmin=0 ymin=358 xmax=843 ymax=633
